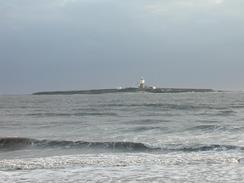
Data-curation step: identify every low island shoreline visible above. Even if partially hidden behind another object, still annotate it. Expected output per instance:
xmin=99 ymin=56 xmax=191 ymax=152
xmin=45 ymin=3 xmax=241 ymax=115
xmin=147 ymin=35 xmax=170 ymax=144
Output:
xmin=33 ymin=78 xmax=217 ymax=95
xmin=32 ymin=87 xmax=216 ymax=95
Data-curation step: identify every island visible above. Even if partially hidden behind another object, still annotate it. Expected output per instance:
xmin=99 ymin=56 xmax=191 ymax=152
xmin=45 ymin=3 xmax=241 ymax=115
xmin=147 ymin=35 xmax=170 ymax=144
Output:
xmin=33 ymin=78 xmax=215 ymax=95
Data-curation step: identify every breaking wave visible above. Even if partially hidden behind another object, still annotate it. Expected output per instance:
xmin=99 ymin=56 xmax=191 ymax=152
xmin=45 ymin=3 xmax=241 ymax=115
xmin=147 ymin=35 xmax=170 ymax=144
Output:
xmin=0 ymin=137 xmax=154 ymax=152
xmin=0 ymin=138 xmax=243 ymax=153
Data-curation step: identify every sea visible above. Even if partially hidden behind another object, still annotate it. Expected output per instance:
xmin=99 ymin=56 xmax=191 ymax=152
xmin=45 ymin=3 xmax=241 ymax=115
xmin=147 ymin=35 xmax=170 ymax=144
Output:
xmin=1 ymin=92 xmax=244 ymax=182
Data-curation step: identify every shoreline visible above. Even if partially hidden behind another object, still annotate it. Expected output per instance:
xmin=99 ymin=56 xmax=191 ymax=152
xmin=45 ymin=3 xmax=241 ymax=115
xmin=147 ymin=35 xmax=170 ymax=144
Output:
xmin=33 ymin=87 xmax=216 ymax=95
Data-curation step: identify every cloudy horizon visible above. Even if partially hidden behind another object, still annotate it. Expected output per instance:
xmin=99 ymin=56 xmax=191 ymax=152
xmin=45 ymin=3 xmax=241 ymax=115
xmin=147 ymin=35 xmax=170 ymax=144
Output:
xmin=0 ymin=0 xmax=244 ymax=94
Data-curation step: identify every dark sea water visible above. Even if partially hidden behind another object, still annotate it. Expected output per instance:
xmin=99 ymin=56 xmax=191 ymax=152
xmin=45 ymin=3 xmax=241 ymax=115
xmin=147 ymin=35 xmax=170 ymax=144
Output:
xmin=1 ymin=92 xmax=244 ymax=182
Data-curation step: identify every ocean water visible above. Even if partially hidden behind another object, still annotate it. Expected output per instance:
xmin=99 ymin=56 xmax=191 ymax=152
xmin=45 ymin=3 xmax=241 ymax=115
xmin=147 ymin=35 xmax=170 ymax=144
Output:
xmin=1 ymin=92 xmax=244 ymax=182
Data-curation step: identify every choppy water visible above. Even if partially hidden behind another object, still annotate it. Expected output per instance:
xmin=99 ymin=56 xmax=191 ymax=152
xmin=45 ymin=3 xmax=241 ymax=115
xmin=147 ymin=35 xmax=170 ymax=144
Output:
xmin=1 ymin=92 xmax=244 ymax=182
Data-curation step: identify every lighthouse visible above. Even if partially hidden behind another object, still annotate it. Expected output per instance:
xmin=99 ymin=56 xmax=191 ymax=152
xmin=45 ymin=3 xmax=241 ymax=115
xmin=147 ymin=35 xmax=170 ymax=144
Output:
xmin=139 ymin=78 xmax=145 ymax=89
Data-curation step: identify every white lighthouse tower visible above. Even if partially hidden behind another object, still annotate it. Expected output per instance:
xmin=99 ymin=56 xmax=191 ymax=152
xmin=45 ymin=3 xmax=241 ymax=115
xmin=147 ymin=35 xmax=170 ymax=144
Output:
xmin=139 ymin=78 xmax=145 ymax=89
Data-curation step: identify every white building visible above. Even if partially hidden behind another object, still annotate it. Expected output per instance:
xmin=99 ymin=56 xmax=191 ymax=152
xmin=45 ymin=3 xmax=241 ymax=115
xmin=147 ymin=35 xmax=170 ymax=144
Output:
xmin=139 ymin=78 xmax=145 ymax=89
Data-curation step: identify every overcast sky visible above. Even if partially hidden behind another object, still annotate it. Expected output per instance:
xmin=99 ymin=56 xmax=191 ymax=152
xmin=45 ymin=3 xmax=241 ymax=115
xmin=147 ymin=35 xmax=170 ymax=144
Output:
xmin=0 ymin=0 xmax=244 ymax=94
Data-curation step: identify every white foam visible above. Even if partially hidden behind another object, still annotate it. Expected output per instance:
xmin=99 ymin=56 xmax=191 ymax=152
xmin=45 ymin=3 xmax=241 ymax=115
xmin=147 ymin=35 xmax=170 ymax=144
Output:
xmin=0 ymin=153 xmax=239 ymax=171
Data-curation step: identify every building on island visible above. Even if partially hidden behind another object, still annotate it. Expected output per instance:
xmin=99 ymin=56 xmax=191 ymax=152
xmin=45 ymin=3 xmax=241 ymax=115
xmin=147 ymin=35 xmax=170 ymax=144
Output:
xmin=139 ymin=78 xmax=145 ymax=89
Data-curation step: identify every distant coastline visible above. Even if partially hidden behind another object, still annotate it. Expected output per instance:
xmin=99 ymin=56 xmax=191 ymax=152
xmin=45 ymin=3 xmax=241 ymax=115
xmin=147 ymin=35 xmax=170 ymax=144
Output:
xmin=32 ymin=78 xmax=216 ymax=95
xmin=32 ymin=87 xmax=215 ymax=95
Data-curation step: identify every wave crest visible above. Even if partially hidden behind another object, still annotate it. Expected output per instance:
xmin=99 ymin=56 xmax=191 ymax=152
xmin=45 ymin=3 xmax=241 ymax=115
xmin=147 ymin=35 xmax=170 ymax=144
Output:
xmin=0 ymin=137 xmax=243 ymax=153
xmin=0 ymin=137 xmax=154 ymax=152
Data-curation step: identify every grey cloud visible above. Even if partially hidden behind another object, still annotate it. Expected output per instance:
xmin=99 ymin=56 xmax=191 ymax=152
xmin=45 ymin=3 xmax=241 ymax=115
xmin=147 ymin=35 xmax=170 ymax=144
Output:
xmin=0 ymin=0 xmax=243 ymax=94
